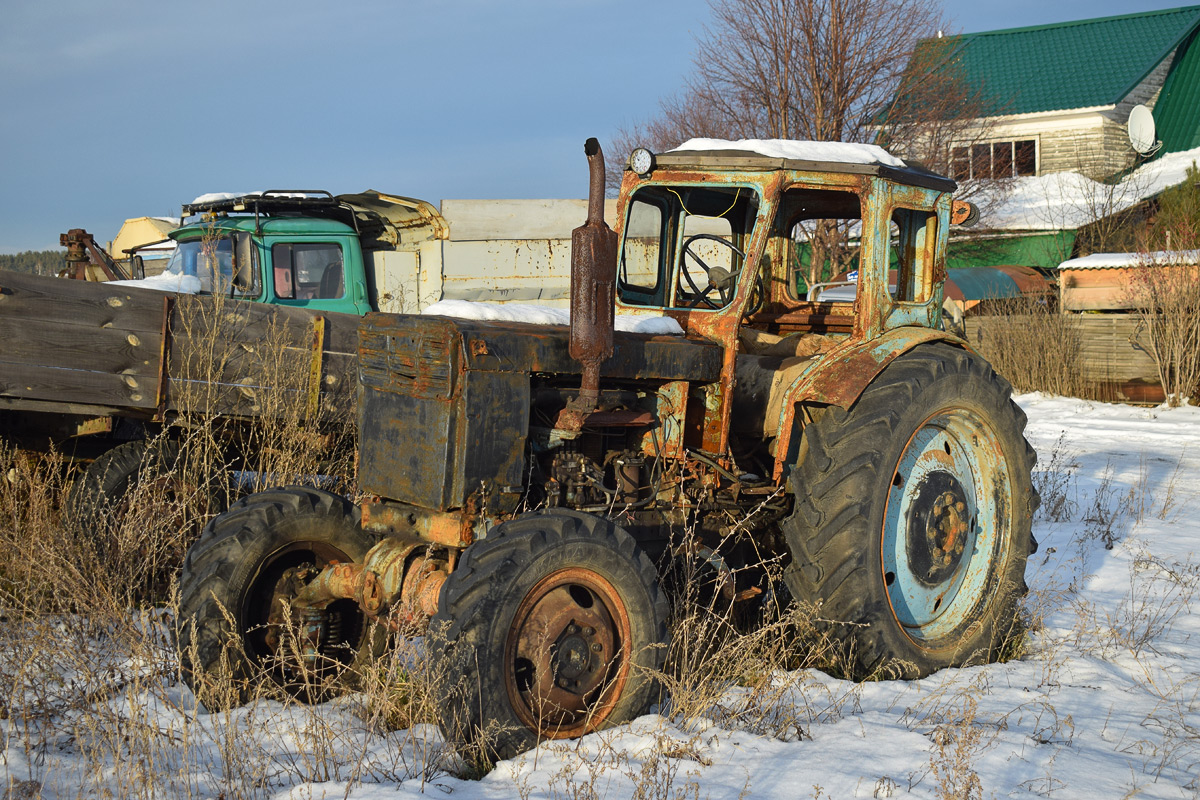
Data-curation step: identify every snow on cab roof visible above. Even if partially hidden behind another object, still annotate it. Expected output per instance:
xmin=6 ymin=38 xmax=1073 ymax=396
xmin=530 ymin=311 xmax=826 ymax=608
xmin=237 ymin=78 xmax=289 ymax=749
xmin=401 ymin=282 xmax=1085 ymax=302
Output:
xmin=190 ymin=191 xmax=254 ymax=205
xmin=1057 ymin=249 xmax=1200 ymax=270
xmin=670 ymin=138 xmax=908 ymax=168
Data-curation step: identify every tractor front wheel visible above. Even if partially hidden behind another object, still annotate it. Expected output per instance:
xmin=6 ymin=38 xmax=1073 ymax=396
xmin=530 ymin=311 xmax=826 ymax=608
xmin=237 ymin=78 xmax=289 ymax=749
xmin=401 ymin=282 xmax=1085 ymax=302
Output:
xmin=178 ymin=487 xmax=382 ymax=706
xmin=432 ymin=510 xmax=669 ymax=760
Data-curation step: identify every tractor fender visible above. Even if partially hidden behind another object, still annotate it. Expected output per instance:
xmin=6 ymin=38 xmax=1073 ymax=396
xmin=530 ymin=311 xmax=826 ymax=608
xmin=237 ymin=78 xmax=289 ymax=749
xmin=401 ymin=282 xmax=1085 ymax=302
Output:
xmin=770 ymin=328 xmax=969 ymax=477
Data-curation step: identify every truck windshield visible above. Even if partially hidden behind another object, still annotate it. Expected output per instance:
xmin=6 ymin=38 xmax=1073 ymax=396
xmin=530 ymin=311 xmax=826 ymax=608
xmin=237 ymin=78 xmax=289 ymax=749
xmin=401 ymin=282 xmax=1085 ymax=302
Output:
xmin=163 ymin=238 xmax=252 ymax=295
xmin=618 ymin=184 xmax=760 ymax=311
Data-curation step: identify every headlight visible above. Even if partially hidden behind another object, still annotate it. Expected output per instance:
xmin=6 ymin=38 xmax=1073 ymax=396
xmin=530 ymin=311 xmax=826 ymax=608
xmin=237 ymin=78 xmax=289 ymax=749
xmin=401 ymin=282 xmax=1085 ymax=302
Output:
xmin=628 ymin=148 xmax=655 ymax=176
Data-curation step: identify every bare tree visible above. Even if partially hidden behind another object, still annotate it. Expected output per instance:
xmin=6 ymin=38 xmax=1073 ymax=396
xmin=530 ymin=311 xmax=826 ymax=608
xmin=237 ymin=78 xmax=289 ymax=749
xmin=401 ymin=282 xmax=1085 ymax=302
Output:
xmin=609 ymin=0 xmax=1001 ymax=286
xmin=611 ymin=0 xmax=956 ymax=157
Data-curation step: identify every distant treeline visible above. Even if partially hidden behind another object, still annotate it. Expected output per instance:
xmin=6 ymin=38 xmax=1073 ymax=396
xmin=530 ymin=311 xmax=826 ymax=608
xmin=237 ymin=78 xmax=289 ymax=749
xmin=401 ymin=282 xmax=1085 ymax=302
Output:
xmin=0 ymin=250 xmax=67 ymax=276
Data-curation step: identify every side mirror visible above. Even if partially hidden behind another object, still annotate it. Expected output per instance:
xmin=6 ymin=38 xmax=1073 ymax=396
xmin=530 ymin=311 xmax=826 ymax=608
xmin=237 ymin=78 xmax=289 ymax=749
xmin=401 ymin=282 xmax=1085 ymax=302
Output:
xmin=232 ymin=232 xmax=255 ymax=292
xmin=131 ymin=255 xmax=145 ymax=280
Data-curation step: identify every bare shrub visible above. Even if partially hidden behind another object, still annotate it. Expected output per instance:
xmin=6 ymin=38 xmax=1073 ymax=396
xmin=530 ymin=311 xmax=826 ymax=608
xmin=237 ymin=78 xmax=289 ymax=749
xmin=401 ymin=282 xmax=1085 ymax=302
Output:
xmin=967 ymin=295 xmax=1114 ymax=401
xmin=1032 ymin=433 xmax=1079 ymax=523
xmin=1125 ymin=259 xmax=1200 ymax=408
xmin=1082 ymin=461 xmax=1132 ymax=551
xmin=927 ymin=698 xmax=985 ymax=800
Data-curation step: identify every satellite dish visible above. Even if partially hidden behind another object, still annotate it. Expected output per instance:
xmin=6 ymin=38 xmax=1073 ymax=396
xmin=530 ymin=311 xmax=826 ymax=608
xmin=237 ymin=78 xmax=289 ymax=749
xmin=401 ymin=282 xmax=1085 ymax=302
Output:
xmin=1128 ymin=105 xmax=1160 ymax=155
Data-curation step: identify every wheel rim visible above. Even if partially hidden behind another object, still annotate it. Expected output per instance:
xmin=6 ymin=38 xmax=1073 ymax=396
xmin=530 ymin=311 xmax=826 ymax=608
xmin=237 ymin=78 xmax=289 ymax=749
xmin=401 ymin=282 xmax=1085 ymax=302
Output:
xmin=504 ymin=567 xmax=632 ymax=739
xmin=881 ymin=407 xmax=1013 ymax=646
xmin=241 ymin=540 xmax=365 ymax=684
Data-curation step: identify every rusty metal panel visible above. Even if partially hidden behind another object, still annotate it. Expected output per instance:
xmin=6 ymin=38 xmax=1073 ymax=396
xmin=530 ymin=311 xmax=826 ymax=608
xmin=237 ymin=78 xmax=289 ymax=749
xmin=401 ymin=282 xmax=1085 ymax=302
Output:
xmin=358 ymin=313 xmax=530 ymax=511
xmin=453 ymin=370 xmax=529 ymax=502
xmin=358 ymin=314 xmax=462 ymax=509
xmin=770 ymin=328 xmax=966 ymax=480
xmin=358 ymin=372 xmax=460 ymax=509
xmin=359 ymin=313 xmax=460 ymax=400
xmin=449 ymin=318 xmax=723 ymax=383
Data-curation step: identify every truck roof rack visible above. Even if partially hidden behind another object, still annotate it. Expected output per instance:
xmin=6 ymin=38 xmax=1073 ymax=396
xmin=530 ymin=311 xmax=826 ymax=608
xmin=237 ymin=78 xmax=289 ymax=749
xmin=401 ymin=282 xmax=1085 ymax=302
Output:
xmin=181 ymin=190 xmax=342 ymax=218
xmin=180 ymin=189 xmax=448 ymax=250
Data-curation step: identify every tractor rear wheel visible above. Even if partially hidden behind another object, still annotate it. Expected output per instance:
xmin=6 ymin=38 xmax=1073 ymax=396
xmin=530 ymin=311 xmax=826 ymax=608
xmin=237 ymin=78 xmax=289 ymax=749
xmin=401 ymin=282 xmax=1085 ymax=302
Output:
xmin=783 ymin=343 xmax=1037 ymax=679
xmin=431 ymin=510 xmax=669 ymax=761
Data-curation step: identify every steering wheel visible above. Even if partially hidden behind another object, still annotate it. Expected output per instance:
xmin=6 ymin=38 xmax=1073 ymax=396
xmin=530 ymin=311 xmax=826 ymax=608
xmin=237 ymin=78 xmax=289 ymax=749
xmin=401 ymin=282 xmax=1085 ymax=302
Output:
xmin=680 ymin=234 xmax=746 ymax=308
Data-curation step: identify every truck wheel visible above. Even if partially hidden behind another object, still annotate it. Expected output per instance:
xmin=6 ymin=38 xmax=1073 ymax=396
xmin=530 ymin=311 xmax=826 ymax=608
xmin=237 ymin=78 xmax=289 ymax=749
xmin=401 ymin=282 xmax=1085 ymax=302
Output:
xmin=67 ymin=439 xmax=222 ymax=594
xmin=783 ymin=342 xmax=1036 ymax=679
xmin=432 ymin=510 xmax=669 ymax=761
xmin=178 ymin=487 xmax=381 ymax=707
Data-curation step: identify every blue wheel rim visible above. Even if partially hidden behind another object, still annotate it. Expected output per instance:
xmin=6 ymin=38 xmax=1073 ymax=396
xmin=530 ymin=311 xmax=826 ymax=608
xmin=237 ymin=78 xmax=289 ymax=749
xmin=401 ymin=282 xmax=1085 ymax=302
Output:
xmin=881 ymin=407 xmax=1011 ymax=645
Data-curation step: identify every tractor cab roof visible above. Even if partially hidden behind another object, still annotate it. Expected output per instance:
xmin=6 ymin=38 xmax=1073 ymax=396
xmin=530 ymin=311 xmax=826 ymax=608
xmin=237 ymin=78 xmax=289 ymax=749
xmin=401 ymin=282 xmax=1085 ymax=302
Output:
xmin=642 ymin=138 xmax=956 ymax=193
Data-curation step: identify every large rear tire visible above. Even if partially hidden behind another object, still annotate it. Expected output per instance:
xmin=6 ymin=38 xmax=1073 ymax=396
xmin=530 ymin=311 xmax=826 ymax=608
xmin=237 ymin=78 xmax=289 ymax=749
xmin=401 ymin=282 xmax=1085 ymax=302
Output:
xmin=783 ymin=343 xmax=1037 ymax=679
xmin=432 ymin=510 xmax=669 ymax=761
xmin=178 ymin=487 xmax=381 ymax=706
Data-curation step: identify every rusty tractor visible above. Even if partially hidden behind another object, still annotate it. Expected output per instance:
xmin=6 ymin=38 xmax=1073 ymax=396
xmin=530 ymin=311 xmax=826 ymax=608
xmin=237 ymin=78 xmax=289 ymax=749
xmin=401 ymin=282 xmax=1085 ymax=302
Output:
xmin=178 ymin=138 xmax=1036 ymax=758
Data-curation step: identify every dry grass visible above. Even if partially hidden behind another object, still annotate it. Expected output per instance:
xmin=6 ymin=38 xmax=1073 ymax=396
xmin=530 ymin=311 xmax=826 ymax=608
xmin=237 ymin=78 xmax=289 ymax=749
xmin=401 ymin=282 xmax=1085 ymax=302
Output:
xmin=5 ymin=290 xmax=1200 ymax=797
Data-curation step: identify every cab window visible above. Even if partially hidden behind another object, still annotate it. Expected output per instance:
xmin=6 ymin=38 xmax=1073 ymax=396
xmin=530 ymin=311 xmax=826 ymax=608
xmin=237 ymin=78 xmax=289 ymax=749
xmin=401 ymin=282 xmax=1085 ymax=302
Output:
xmin=618 ymin=184 xmax=759 ymax=310
xmin=272 ymin=243 xmax=344 ymax=300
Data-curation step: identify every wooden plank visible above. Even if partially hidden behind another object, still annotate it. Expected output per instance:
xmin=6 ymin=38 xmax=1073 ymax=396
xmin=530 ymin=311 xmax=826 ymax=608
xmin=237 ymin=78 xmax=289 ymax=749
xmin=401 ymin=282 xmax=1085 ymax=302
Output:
xmin=0 ymin=315 xmax=162 ymax=377
xmin=0 ymin=270 xmax=169 ymax=334
xmin=0 ymin=395 xmax=136 ymax=418
xmin=161 ymin=299 xmax=358 ymax=419
xmin=965 ymin=313 xmax=1159 ymax=384
xmin=0 ymin=363 xmax=158 ymax=409
xmin=166 ymin=297 xmax=359 ymax=353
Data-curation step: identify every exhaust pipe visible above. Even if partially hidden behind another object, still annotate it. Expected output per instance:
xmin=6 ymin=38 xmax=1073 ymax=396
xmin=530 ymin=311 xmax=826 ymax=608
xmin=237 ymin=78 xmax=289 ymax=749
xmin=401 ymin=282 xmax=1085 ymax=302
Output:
xmin=567 ymin=138 xmax=618 ymax=413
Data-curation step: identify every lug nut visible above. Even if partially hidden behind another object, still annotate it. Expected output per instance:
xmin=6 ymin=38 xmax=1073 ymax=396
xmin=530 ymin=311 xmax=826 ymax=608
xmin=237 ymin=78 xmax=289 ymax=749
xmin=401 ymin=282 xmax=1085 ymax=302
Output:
xmin=591 ymin=643 xmax=602 ymax=652
xmin=584 ymin=627 xmax=595 ymax=636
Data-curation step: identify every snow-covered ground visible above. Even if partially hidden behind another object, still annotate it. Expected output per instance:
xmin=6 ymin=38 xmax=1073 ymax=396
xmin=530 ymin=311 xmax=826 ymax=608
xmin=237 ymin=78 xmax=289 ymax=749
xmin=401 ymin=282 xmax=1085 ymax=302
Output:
xmin=3 ymin=394 xmax=1199 ymax=798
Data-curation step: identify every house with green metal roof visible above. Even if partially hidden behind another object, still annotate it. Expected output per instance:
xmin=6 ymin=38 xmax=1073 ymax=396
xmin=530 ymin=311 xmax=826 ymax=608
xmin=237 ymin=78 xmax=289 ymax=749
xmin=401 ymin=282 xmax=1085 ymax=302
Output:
xmin=909 ymin=5 xmax=1200 ymax=181
xmin=886 ymin=6 xmax=1200 ymax=271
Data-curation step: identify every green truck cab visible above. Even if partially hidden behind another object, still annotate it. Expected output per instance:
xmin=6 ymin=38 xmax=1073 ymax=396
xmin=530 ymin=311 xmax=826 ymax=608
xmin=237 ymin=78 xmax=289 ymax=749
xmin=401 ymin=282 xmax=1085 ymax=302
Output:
xmin=145 ymin=189 xmax=449 ymax=316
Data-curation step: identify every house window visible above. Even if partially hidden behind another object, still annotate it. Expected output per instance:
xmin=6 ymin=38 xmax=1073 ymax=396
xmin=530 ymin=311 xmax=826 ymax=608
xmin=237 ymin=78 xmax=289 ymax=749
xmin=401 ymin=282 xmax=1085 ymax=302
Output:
xmin=952 ymin=140 xmax=1037 ymax=180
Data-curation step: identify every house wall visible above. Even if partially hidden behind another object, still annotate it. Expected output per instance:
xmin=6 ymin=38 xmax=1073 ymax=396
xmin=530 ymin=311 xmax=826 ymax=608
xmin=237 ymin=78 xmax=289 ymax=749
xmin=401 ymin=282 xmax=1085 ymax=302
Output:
xmin=966 ymin=106 xmax=1138 ymax=179
xmin=1036 ymin=117 xmax=1136 ymax=177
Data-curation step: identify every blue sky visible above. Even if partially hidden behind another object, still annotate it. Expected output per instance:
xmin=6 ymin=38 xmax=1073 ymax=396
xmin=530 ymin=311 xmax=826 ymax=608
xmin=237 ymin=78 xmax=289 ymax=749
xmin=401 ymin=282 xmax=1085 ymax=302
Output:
xmin=0 ymin=0 xmax=1188 ymax=253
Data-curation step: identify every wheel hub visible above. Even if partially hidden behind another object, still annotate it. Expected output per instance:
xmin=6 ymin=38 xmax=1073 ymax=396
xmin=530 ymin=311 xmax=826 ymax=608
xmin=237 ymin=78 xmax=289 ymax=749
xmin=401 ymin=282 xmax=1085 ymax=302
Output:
xmin=506 ymin=568 xmax=629 ymax=737
xmin=906 ymin=471 xmax=971 ymax=586
xmin=554 ymin=625 xmax=598 ymax=683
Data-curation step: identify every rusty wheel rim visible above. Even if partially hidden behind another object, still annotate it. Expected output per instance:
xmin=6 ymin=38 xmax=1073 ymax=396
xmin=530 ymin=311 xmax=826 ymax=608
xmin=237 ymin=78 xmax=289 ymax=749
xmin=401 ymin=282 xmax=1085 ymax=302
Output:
xmin=504 ymin=567 xmax=632 ymax=739
xmin=881 ymin=406 xmax=1011 ymax=646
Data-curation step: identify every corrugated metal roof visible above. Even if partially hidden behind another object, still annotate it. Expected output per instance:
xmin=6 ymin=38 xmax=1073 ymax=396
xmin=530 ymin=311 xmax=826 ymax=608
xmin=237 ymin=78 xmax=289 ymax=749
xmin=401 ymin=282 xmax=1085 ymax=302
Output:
xmin=1155 ymin=29 xmax=1200 ymax=152
xmin=929 ymin=6 xmax=1200 ymax=116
